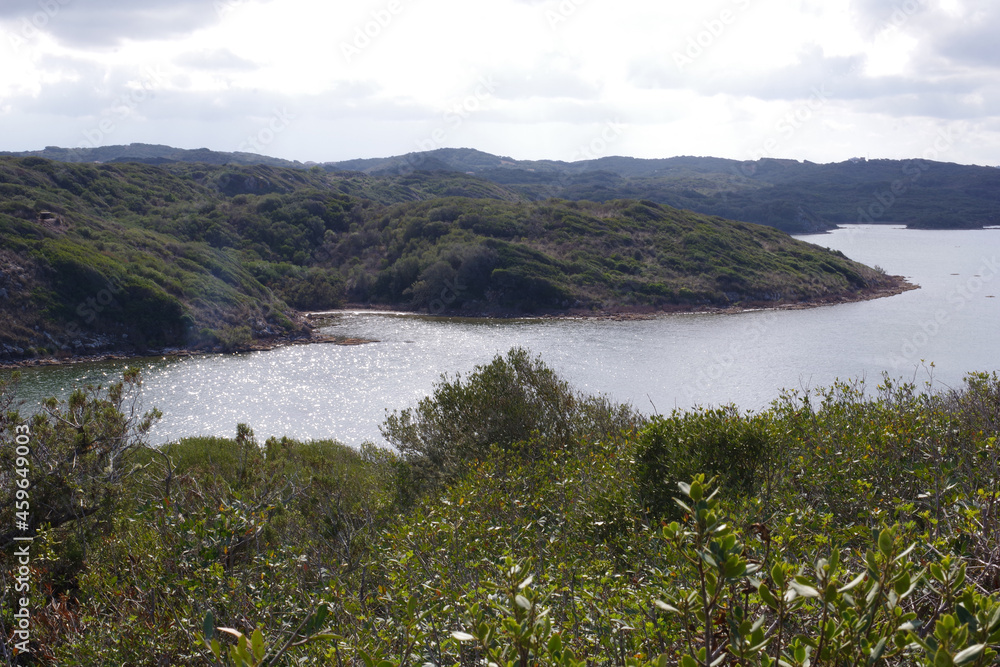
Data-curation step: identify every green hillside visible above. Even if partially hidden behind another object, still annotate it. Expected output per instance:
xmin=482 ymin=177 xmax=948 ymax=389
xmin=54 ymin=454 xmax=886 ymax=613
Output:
xmin=7 ymin=145 xmax=1000 ymax=232
xmin=327 ymin=150 xmax=1000 ymax=232
xmin=0 ymin=157 xmax=903 ymax=362
xmin=329 ymin=196 xmax=898 ymax=313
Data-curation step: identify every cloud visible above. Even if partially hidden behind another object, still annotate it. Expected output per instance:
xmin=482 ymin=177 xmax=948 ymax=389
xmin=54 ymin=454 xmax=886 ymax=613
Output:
xmin=0 ymin=0 xmax=269 ymax=48
xmin=629 ymin=46 xmax=864 ymax=100
xmin=926 ymin=4 xmax=1000 ymax=69
xmin=175 ymin=49 xmax=258 ymax=72
xmin=487 ymin=54 xmax=601 ymax=101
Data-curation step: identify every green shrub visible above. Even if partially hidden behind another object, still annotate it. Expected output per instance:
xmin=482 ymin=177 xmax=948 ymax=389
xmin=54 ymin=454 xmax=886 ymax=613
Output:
xmin=635 ymin=406 xmax=773 ymax=518
xmin=382 ymin=347 xmax=640 ymax=495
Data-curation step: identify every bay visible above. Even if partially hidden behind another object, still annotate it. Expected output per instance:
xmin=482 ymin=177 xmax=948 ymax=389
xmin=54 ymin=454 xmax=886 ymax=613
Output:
xmin=11 ymin=225 xmax=1000 ymax=447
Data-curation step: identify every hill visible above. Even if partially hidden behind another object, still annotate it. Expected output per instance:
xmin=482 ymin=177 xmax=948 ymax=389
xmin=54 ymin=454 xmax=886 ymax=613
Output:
xmin=325 ymin=148 xmax=1000 ymax=232
xmin=0 ymin=156 xmax=905 ymax=362
xmin=6 ymin=144 xmax=1000 ymax=232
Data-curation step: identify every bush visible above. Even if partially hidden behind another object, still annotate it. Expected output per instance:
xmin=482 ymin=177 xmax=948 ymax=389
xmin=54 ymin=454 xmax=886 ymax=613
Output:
xmin=381 ymin=347 xmax=640 ymax=495
xmin=634 ymin=406 xmax=773 ymax=518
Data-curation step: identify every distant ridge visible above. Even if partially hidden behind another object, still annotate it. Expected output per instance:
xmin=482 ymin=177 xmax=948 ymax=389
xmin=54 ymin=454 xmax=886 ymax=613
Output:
xmin=4 ymin=144 xmax=1000 ymax=231
xmin=0 ymin=143 xmax=306 ymax=169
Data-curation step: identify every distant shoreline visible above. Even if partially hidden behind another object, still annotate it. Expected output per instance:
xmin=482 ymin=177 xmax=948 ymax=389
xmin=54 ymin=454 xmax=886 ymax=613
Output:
xmin=317 ymin=273 xmax=918 ymax=321
xmin=1 ymin=275 xmax=916 ymax=371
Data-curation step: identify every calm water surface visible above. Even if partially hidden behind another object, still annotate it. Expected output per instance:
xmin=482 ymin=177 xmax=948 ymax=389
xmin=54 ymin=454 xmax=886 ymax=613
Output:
xmin=13 ymin=226 xmax=1000 ymax=446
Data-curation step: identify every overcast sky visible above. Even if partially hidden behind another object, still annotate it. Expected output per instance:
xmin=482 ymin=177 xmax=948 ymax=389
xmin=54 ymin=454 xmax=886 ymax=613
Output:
xmin=1 ymin=0 xmax=998 ymax=166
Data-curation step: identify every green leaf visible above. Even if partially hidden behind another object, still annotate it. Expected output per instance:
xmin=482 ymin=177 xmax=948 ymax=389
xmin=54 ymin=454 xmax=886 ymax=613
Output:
xmin=203 ymin=611 xmax=215 ymax=640
xmin=894 ymin=543 xmax=916 ymax=562
xmin=680 ymin=655 xmax=698 ymax=667
xmin=878 ymin=528 xmax=893 ymax=557
xmin=771 ymin=563 xmax=786 ymax=589
xmin=759 ymin=583 xmax=779 ymax=610
xmin=839 ymin=572 xmax=866 ymax=593
xmin=869 ymin=637 xmax=888 ymax=664
xmin=894 ymin=573 xmax=912 ymax=597
xmin=251 ymin=629 xmax=265 ymax=662
xmin=954 ymin=644 xmax=985 ymax=666
xmin=790 ymin=581 xmax=821 ymax=598
xmin=515 ymin=594 xmax=531 ymax=610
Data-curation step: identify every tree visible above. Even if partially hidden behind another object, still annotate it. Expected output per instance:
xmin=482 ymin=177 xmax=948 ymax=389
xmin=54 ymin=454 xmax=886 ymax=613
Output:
xmin=381 ymin=347 xmax=640 ymax=493
xmin=0 ymin=367 xmax=161 ymax=551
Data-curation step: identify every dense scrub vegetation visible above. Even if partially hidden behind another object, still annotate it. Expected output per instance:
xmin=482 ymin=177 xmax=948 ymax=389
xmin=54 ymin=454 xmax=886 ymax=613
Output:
xmin=2 ymin=352 xmax=999 ymax=665
xmin=326 ymin=149 xmax=1000 ymax=232
xmin=0 ymin=157 xmax=899 ymax=361
xmin=9 ymin=145 xmax=1000 ymax=232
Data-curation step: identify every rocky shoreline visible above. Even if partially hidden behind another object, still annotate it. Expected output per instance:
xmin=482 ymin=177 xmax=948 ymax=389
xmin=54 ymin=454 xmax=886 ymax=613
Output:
xmin=0 ymin=331 xmax=377 ymax=370
xmin=325 ymin=274 xmax=918 ymax=322
xmin=2 ymin=275 xmax=916 ymax=370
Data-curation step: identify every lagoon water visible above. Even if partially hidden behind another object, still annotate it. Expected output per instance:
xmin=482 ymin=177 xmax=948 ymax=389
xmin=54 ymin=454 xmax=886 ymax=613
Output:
xmin=12 ymin=225 xmax=1000 ymax=447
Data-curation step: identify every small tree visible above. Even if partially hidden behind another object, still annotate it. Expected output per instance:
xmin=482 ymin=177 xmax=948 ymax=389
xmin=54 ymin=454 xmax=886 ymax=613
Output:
xmin=0 ymin=367 xmax=161 ymax=551
xmin=381 ymin=347 xmax=639 ymax=494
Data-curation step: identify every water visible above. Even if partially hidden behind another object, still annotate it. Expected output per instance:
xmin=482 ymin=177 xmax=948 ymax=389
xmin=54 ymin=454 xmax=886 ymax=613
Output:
xmin=10 ymin=226 xmax=1000 ymax=447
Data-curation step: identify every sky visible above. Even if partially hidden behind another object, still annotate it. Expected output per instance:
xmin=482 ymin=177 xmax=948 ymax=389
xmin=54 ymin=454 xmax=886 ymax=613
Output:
xmin=1 ymin=0 xmax=999 ymax=166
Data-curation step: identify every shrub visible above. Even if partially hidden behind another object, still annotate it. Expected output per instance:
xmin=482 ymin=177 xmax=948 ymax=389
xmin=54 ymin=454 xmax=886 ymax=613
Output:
xmin=634 ymin=406 xmax=773 ymax=518
xmin=381 ymin=347 xmax=640 ymax=495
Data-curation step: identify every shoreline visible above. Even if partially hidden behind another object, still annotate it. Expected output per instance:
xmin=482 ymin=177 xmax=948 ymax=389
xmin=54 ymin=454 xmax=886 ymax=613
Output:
xmin=1 ymin=275 xmax=916 ymax=370
xmin=317 ymin=274 xmax=918 ymax=322
xmin=0 ymin=332 xmax=377 ymax=371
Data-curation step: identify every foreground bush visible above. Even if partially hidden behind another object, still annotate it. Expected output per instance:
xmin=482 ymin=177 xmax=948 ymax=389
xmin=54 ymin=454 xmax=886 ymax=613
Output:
xmin=635 ymin=407 xmax=774 ymax=519
xmin=3 ymin=361 xmax=1000 ymax=666
xmin=381 ymin=347 xmax=641 ymax=495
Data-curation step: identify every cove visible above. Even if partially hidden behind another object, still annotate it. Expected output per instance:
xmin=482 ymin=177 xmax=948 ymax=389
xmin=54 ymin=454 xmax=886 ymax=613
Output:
xmin=11 ymin=225 xmax=1000 ymax=447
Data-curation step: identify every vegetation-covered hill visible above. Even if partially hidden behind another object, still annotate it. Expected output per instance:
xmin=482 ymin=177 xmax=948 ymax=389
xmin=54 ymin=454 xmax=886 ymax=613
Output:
xmin=327 ymin=149 xmax=1000 ymax=232
xmin=325 ymin=196 xmax=897 ymax=313
xmin=6 ymin=145 xmax=1000 ymax=232
xmin=3 ymin=353 xmax=999 ymax=664
xmin=0 ymin=156 xmax=902 ymax=361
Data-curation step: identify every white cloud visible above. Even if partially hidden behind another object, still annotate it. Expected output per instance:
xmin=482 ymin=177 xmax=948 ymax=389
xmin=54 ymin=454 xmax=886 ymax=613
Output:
xmin=1 ymin=0 xmax=1000 ymax=164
